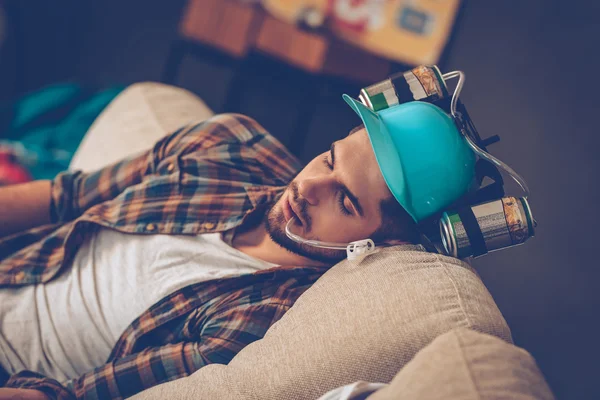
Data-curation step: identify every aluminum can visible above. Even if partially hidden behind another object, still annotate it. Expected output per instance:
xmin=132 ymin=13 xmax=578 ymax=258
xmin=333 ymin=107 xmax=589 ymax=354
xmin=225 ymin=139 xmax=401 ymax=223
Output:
xmin=359 ymin=65 xmax=449 ymax=112
xmin=439 ymin=197 xmax=535 ymax=258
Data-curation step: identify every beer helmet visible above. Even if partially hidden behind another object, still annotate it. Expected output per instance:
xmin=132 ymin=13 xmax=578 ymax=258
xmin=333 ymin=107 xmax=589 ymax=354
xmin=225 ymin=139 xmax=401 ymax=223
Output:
xmin=285 ymin=66 xmax=535 ymax=261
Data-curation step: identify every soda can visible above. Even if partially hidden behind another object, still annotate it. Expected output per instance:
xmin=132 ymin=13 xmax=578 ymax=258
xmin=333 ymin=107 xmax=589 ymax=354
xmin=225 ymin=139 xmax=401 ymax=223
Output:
xmin=359 ymin=65 xmax=449 ymax=112
xmin=439 ymin=197 xmax=535 ymax=259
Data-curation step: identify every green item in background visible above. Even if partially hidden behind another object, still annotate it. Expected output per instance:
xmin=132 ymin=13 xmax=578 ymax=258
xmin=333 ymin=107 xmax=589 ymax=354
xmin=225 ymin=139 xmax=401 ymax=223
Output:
xmin=0 ymin=83 xmax=124 ymax=180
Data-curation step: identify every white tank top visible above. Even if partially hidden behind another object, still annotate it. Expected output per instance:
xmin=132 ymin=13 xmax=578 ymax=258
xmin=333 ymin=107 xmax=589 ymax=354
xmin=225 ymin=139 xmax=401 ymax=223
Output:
xmin=0 ymin=229 xmax=275 ymax=382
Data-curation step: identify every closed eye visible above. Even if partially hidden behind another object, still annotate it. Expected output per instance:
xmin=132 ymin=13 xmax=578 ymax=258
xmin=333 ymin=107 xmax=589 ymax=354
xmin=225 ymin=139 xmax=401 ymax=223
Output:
xmin=323 ymin=148 xmax=362 ymax=217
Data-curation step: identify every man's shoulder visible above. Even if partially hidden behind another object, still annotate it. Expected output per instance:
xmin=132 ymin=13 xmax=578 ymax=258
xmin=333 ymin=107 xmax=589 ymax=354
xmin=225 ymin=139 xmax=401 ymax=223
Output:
xmin=186 ymin=113 xmax=272 ymax=144
xmin=183 ymin=113 xmax=303 ymax=180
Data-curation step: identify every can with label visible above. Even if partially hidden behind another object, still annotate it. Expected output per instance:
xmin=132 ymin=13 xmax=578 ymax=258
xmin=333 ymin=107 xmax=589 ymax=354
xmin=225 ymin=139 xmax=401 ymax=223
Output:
xmin=359 ymin=65 xmax=449 ymax=112
xmin=439 ymin=197 xmax=535 ymax=259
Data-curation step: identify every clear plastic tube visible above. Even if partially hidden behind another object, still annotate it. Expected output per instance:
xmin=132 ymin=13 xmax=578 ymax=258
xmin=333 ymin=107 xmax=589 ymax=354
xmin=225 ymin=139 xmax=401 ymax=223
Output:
xmin=464 ymin=135 xmax=530 ymax=196
xmin=442 ymin=70 xmax=464 ymax=122
xmin=285 ymin=218 xmax=376 ymax=260
xmin=443 ymin=70 xmax=531 ymax=197
xmin=285 ymin=218 xmax=350 ymax=250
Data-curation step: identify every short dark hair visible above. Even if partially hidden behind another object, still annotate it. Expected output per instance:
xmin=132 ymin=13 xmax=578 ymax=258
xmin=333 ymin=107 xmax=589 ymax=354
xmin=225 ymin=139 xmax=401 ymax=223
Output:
xmin=370 ymin=196 xmax=420 ymax=244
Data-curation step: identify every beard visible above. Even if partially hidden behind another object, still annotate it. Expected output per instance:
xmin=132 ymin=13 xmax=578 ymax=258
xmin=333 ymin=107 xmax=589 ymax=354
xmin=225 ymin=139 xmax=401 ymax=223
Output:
xmin=264 ymin=182 xmax=346 ymax=265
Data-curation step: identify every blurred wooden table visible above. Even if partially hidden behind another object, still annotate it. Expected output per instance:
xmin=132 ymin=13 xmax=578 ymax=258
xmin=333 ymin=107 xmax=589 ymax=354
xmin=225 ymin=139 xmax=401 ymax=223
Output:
xmin=163 ymin=0 xmax=394 ymax=150
xmin=165 ymin=0 xmax=391 ymax=85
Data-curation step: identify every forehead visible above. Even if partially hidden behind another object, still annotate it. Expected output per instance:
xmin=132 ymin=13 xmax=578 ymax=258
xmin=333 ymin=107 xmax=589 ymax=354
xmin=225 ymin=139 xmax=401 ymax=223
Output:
xmin=336 ymin=129 xmax=391 ymax=212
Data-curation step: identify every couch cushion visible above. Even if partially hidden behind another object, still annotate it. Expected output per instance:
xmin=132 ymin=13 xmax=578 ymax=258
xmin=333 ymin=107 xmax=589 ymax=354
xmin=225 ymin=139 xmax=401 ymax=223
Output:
xmin=132 ymin=245 xmax=511 ymax=400
xmin=368 ymin=328 xmax=554 ymax=400
xmin=69 ymin=82 xmax=214 ymax=172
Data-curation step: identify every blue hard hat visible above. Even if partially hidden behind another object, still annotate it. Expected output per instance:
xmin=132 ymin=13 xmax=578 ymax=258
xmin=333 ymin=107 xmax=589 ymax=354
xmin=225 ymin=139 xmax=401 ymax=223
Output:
xmin=343 ymin=94 xmax=476 ymax=222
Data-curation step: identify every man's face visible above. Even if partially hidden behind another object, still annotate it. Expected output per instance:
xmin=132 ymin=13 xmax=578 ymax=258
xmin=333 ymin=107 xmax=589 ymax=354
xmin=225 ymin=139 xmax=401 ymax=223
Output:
xmin=265 ymin=127 xmax=392 ymax=263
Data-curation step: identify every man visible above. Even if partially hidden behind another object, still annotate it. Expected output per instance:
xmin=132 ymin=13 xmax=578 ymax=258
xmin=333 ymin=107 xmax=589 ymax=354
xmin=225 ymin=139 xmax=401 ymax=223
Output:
xmin=0 ymin=92 xmax=474 ymax=399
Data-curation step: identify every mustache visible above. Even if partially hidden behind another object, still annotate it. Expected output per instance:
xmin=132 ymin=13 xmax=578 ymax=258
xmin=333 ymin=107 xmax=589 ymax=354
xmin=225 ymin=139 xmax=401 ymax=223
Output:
xmin=289 ymin=181 xmax=312 ymax=231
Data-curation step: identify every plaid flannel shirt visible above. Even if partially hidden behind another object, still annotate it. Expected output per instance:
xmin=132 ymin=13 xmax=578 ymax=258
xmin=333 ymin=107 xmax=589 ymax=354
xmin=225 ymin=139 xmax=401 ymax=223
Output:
xmin=0 ymin=114 xmax=329 ymax=399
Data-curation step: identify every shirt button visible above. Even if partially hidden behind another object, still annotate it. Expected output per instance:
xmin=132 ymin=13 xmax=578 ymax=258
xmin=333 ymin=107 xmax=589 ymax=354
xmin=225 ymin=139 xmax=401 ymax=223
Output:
xmin=203 ymin=222 xmax=216 ymax=230
xmin=145 ymin=223 xmax=157 ymax=232
xmin=166 ymin=163 xmax=175 ymax=173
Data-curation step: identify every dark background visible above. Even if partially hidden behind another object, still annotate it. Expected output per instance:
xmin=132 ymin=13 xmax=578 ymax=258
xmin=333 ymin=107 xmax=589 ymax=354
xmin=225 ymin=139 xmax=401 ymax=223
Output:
xmin=1 ymin=1 xmax=599 ymax=399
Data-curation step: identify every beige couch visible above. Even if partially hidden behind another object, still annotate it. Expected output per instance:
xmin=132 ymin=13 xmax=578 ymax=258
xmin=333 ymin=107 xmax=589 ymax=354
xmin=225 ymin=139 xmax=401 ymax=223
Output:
xmin=72 ymin=83 xmax=554 ymax=400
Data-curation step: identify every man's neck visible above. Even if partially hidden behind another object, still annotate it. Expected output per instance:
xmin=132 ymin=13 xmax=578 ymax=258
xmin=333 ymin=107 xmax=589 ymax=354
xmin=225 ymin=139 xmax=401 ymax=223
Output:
xmin=231 ymin=218 xmax=326 ymax=268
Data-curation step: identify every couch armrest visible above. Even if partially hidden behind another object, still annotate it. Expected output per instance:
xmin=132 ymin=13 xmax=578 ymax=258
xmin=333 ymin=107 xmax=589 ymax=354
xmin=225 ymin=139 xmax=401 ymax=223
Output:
xmin=69 ymin=82 xmax=214 ymax=172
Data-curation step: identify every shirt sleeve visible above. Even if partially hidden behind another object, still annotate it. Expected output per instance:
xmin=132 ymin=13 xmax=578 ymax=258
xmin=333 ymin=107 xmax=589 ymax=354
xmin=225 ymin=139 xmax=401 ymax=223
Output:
xmin=4 ymin=302 xmax=290 ymax=399
xmin=50 ymin=114 xmax=282 ymax=224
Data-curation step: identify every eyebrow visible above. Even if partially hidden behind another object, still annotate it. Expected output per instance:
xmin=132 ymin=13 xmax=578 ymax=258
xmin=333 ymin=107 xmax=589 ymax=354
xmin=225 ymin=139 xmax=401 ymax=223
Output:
xmin=330 ymin=142 xmax=364 ymax=217
xmin=348 ymin=124 xmax=364 ymax=136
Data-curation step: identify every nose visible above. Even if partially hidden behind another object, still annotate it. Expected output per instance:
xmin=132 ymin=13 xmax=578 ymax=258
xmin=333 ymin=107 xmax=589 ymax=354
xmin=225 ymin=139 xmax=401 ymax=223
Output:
xmin=297 ymin=175 xmax=334 ymax=206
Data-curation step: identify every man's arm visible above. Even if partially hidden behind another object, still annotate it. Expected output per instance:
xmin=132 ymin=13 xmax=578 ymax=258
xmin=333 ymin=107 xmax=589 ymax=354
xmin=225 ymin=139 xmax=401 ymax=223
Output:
xmin=48 ymin=116 xmax=266 ymax=225
xmin=0 ymin=181 xmax=52 ymax=238
xmin=4 ymin=302 xmax=289 ymax=399
xmin=0 ymin=135 xmax=158 ymax=238
xmin=0 ymin=120 xmax=218 ymax=237
xmin=1 ymin=114 xmax=299 ymax=237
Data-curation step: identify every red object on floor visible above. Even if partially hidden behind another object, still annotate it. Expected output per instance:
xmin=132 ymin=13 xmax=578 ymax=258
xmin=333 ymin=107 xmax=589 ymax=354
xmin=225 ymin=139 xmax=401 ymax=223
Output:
xmin=0 ymin=148 xmax=32 ymax=186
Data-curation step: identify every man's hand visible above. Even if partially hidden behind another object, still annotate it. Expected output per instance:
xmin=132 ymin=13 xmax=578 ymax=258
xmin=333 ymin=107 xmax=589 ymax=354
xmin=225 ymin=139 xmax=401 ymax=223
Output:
xmin=0 ymin=181 xmax=52 ymax=238
xmin=0 ymin=388 xmax=49 ymax=400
